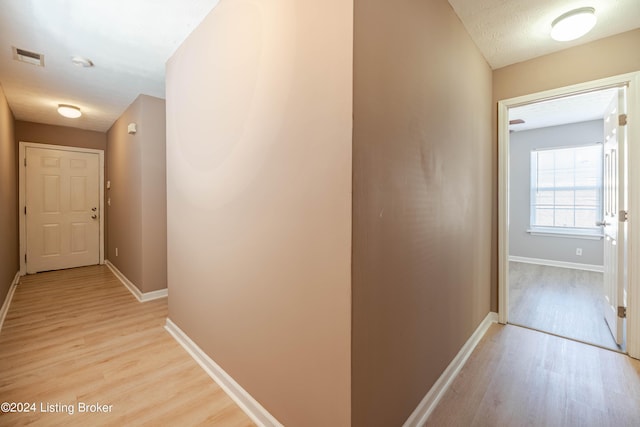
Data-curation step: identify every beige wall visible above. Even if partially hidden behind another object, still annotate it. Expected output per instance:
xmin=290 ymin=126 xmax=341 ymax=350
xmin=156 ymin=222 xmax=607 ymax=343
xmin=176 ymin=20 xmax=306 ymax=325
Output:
xmin=107 ymin=99 xmax=142 ymax=287
xmin=15 ymin=121 xmax=107 ymax=151
xmin=0 ymin=84 xmax=17 ymax=305
xmin=139 ymin=97 xmax=167 ymax=293
xmin=352 ymin=0 xmax=493 ymax=425
xmin=494 ymin=29 xmax=640 ymax=102
xmin=166 ymin=0 xmax=352 ymax=425
xmin=491 ymin=28 xmax=640 ymax=310
xmin=107 ymin=95 xmax=166 ymax=293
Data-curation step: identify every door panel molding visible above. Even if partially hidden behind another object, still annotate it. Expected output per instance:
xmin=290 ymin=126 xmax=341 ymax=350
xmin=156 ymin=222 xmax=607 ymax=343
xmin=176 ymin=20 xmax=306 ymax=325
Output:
xmin=19 ymin=142 xmax=105 ymax=275
xmin=497 ymin=72 xmax=640 ymax=359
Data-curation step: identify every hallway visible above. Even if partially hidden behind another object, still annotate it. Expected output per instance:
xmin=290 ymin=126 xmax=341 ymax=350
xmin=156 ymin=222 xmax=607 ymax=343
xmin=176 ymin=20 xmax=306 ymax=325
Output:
xmin=0 ymin=266 xmax=253 ymax=426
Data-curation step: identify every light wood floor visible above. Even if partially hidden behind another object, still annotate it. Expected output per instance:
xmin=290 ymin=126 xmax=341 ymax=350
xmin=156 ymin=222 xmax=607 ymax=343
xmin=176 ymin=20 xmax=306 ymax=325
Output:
xmin=509 ymin=262 xmax=620 ymax=351
xmin=0 ymin=265 xmax=254 ymax=426
xmin=426 ymin=324 xmax=640 ymax=426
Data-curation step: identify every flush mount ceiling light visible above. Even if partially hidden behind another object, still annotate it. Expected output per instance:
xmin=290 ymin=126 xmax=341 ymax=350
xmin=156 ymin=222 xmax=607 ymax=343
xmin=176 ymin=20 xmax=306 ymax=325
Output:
xmin=57 ymin=104 xmax=82 ymax=118
xmin=551 ymin=7 xmax=597 ymax=41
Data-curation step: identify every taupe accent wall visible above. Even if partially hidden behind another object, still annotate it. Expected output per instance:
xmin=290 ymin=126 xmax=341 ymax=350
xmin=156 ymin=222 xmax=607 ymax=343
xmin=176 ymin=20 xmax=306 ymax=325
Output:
xmin=0 ymin=84 xmax=17 ymax=306
xmin=15 ymin=121 xmax=107 ymax=151
xmin=166 ymin=0 xmax=352 ymax=425
xmin=106 ymin=95 xmax=167 ymax=293
xmin=352 ymin=0 xmax=493 ymax=425
xmin=493 ymin=29 xmax=640 ymax=102
xmin=492 ymin=28 xmax=640 ymax=310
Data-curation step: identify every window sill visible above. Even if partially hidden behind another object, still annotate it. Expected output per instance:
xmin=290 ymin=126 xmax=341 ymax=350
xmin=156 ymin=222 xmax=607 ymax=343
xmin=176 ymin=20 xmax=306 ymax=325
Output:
xmin=526 ymin=228 xmax=604 ymax=240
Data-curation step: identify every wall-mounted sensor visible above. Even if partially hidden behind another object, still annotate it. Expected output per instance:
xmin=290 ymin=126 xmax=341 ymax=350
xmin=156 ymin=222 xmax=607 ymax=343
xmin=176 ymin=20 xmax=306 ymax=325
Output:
xmin=128 ymin=123 xmax=137 ymax=134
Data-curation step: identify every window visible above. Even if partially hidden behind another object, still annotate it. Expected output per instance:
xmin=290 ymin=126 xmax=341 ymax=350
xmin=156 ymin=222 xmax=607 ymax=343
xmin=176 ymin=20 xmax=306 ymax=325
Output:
xmin=530 ymin=144 xmax=602 ymax=235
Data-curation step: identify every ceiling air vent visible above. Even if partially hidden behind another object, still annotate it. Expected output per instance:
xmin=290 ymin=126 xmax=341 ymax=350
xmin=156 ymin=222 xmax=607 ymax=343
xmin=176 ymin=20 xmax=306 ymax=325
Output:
xmin=12 ymin=47 xmax=45 ymax=67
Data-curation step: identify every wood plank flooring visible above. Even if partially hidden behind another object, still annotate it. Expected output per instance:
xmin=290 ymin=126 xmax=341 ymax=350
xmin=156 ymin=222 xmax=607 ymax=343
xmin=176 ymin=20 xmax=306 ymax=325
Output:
xmin=426 ymin=324 xmax=640 ymax=426
xmin=0 ymin=265 xmax=254 ymax=426
xmin=509 ymin=261 xmax=620 ymax=351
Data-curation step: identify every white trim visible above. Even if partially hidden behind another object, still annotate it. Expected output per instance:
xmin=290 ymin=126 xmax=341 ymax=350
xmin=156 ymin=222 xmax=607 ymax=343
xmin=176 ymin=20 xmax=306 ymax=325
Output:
xmin=498 ymin=101 xmax=510 ymax=325
xmin=498 ymin=72 xmax=640 ymax=357
xmin=19 ymin=142 xmax=105 ymax=275
xmin=626 ymin=72 xmax=640 ymax=359
xmin=164 ymin=318 xmax=283 ymax=427
xmin=403 ymin=312 xmax=498 ymax=427
xmin=105 ymin=260 xmax=167 ymax=302
xmin=0 ymin=272 xmax=21 ymax=332
xmin=509 ymin=256 xmax=604 ymax=273
xmin=526 ymin=228 xmax=603 ymax=240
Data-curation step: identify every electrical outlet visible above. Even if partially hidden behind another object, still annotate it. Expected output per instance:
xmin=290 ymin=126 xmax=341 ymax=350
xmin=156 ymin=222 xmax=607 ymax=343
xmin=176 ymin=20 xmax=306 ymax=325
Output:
xmin=576 ymin=248 xmax=582 ymax=256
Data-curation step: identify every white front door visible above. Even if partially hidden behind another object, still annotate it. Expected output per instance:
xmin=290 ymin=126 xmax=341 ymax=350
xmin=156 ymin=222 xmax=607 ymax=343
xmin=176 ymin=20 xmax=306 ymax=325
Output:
xmin=25 ymin=147 xmax=100 ymax=273
xmin=601 ymin=88 xmax=627 ymax=345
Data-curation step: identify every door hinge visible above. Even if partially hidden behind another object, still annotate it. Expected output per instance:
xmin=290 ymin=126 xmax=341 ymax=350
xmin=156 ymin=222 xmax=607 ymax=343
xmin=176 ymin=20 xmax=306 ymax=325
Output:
xmin=24 ymin=157 xmax=26 ymax=167
xmin=24 ymin=206 xmax=27 ymax=215
xmin=24 ymin=253 xmax=27 ymax=263
xmin=619 ymin=210 xmax=628 ymax=222
xmin=619 ymin=114 xmax=627 ymax=126
xmin=618 ymin=306 xmax=627 ymax=318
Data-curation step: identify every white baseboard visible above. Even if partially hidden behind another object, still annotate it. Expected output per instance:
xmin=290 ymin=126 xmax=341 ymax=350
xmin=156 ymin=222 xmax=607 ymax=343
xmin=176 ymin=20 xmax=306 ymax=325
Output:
xmin=164 ymin=318 xmax=282 ymax=427
xmin=509 ymin=256 xmax=604 ymax=273
xmin=403 ymin=311 xmax=499 ymax=427
xmin=0 ymin=272 xmax=21 ymax=332
xmin=105 ymin=260 xmax=168 ymax=302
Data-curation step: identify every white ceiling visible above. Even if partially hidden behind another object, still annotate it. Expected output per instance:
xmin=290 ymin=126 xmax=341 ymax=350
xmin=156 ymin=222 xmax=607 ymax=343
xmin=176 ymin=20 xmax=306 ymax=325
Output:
xmin=0 ymin=1 xmax=638 ymax=132
xmin=509 ymin=87 xmax=618 ymax=131
xmin=447 ymin=0 xmax=640 ymax=69
xmin=0 ymin=0 xmax=219 ymax=132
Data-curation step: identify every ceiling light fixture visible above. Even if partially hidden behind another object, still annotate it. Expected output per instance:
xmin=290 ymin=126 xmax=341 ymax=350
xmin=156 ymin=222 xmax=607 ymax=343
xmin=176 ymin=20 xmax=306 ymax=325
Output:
xmin=551 ymin=7 xmax=597 ymax=42
xmin=57 ymin=104 xmax=82 ymax=118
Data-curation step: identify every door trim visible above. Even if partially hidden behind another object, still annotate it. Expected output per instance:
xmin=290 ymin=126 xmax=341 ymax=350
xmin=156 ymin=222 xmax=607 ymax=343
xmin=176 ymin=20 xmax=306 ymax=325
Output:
xmin=497 ymin=71 xmax=640 ymax=359
xmin=19 ymin=142 xmax=105 ymax=275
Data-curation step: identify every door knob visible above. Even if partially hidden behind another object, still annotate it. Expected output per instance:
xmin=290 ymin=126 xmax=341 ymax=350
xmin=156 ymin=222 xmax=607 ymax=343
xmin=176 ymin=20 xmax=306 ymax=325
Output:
xmin=596 ymin=220 xmax=610 ymax=226
xmin=91 ymin=214 xmax=97 ymax=219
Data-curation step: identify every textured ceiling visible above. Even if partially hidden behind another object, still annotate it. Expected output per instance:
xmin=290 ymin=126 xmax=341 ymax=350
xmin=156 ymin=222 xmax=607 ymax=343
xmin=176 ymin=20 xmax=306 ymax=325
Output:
xmin=1 ymin=1 xmax=638 ymax=132
xmin=509 ymin=87 xmax=618 ymax=131
xmin=447 ymin=0 xmax=640 ymax=69
xmin=0 ymin=0 xmax=219 ymax=132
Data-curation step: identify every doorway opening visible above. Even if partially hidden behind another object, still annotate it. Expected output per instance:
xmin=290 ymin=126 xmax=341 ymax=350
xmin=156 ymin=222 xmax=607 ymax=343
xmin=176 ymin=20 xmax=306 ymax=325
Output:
xmin=508 ymin=87 xmax=623 ymax=351
xmin=497 ymin=72 xmax=640 ymax=359
xmin=19 ymin=142 xmax=105 ymax=275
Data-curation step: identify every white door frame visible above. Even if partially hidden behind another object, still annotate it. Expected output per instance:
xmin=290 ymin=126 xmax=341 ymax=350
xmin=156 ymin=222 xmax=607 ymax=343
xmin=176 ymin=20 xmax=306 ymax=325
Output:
xmin=497 ymin=71 xmax=640 ymax=359
xmin=19 ymin=142 xmax=105 ymax=275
